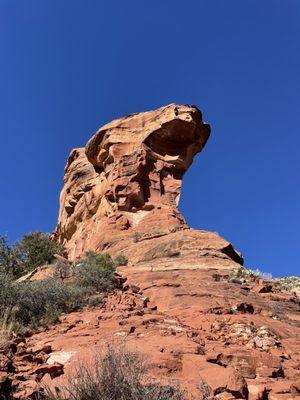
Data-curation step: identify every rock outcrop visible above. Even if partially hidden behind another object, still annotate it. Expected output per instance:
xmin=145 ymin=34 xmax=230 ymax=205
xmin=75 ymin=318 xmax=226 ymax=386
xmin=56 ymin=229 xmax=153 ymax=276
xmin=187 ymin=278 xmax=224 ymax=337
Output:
xmin=54 ymin=103 xmax=243 ymax=269
xmin=3 ymin=104 xmax=299 ymax=399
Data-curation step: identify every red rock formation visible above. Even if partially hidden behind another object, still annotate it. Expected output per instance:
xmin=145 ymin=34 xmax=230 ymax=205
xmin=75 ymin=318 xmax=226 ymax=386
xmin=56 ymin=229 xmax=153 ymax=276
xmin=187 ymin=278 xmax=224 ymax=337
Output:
xmin=3 ymin=104 xmax=299 ymax=399
xmin=54 ymin=103 xmax=243 ymax=270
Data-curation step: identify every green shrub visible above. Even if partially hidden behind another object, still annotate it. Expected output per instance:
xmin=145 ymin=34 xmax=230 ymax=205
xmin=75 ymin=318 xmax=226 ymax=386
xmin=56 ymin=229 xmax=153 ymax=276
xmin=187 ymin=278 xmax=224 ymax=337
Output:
xmin=43 ymin=345 xmax=185 ymax=400
xmin=15 ymin=231 xmax=65 ymax=273
xmin=0 ymin=251 xmax=119 ymax=331
xmin=0 ymin=273 xmax=15 ymax=319
xmin=0 ymin=277 xmax=86 ymax=329
xmin=73 ymin=251 xmax=116 ymax=292
xmin=114 ymin=255 xmax=128 ymax=266
xmin=12 ymin=279 xmax=86 ymax=328
xmin=0 ymin=235 xmax=23 ymax=277
xmin=0 ymin=232 xmax=65 ymax=278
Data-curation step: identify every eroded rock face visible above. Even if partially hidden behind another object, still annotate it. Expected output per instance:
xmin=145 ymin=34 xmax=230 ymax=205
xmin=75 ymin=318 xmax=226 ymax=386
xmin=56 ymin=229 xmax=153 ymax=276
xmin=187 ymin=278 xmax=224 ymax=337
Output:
xmin=54 ymin=103 xmax=242 ymax=269
xmin=5 ymin=104 xmax=300 ymax=399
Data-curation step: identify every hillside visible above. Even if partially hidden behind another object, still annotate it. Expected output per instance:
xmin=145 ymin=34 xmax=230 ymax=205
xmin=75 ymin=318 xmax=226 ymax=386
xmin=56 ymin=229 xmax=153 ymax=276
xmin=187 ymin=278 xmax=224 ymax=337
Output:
xmin=1 ymin=104 xmax=299 ymax=400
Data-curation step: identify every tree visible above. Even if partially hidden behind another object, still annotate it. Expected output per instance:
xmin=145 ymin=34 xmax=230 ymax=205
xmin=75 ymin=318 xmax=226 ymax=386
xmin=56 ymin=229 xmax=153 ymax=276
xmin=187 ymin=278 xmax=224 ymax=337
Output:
xmin=16 ymin=231 xmax=65 ymax=272
xmin=0 ymin=235 xmax=22 ymax=277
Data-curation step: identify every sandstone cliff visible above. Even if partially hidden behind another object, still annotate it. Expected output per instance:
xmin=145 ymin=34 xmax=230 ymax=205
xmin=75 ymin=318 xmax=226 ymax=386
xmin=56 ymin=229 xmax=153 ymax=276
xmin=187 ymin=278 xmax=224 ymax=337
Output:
xmin=3 ymin=105 xmax=299 ymax=400
xmin=54 ymin=103 xmax=243 ymax=270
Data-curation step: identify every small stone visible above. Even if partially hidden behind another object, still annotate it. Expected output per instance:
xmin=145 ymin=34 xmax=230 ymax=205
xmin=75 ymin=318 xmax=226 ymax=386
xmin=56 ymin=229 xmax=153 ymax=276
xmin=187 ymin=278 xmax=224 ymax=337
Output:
xmin=290 ymin=380 xmax=300 ymax=396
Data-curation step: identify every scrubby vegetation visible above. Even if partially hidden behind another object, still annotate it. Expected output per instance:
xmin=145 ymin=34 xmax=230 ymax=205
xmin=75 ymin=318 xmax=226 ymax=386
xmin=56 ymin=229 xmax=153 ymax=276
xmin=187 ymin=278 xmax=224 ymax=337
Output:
xmin=0 ymin=229 xmax=127 ymax=334
xmin=273 ymin=276 xmax=300 ymax=295
xmin=228 ymin=266 xmax=272 ymax=284
xmin=228 ymin=266 xmax=300 ymax=298
xmin=0 ymin=232 xmax=65 ymax=278
xmin=114 ymin=254 xmax=128 ymax=266
xmin=73 ymin=251 xmax=117 ymax=292
xmin=198 ymin=380 xmax=213 ymax=400
xmin=0 ymin=276 xmax=86 ymax=330
xmin=0 ymin=246 xmax=120 ymax=333
xmin=0 ymin=235 xmax=23 ymax=277
xmin=43 ymin=345 xmax=185 ymax=400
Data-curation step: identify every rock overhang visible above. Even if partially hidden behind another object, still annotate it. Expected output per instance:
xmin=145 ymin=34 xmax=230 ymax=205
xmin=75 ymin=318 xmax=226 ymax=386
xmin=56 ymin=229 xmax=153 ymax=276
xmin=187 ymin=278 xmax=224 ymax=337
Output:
xmin=85 ymin=103 xmax=210 ymax=172
xmin=54 ymin=103 xmax=241 ymax=268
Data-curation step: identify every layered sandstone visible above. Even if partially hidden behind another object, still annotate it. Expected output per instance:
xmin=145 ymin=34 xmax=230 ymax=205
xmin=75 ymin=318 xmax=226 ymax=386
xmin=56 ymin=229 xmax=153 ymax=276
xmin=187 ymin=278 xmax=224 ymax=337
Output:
xmin=2 ymin=104 xmax=300 ymax=400
xmin=54 ymin=104 xmax=243 ymax=269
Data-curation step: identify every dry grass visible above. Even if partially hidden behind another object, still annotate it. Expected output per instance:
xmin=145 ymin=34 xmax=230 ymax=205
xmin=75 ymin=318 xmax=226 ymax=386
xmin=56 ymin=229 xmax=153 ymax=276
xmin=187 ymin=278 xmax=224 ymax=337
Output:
xmin=41 ymin=345 xmax=185 ymax=400
xmin=0 ymin=309 xmax=14 ymax=349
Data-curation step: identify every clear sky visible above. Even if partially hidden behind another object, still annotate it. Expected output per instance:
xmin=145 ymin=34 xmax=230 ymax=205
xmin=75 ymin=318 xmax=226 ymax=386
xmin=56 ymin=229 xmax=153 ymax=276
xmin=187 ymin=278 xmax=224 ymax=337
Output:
xmin=0 ymin=1 xmax=299 ymax=277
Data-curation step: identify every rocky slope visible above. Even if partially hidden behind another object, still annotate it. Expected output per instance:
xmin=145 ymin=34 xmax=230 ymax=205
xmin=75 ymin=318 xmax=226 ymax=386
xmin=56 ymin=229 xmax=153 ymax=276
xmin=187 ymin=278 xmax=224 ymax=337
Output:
xmin=2 ymin=104 xmax=299 ymax=399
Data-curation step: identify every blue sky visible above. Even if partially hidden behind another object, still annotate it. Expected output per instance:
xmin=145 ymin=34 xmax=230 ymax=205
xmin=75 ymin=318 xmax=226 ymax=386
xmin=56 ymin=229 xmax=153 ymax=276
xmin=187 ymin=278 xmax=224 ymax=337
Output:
xmin=0 ymin=1 xmax=299 ymax=276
